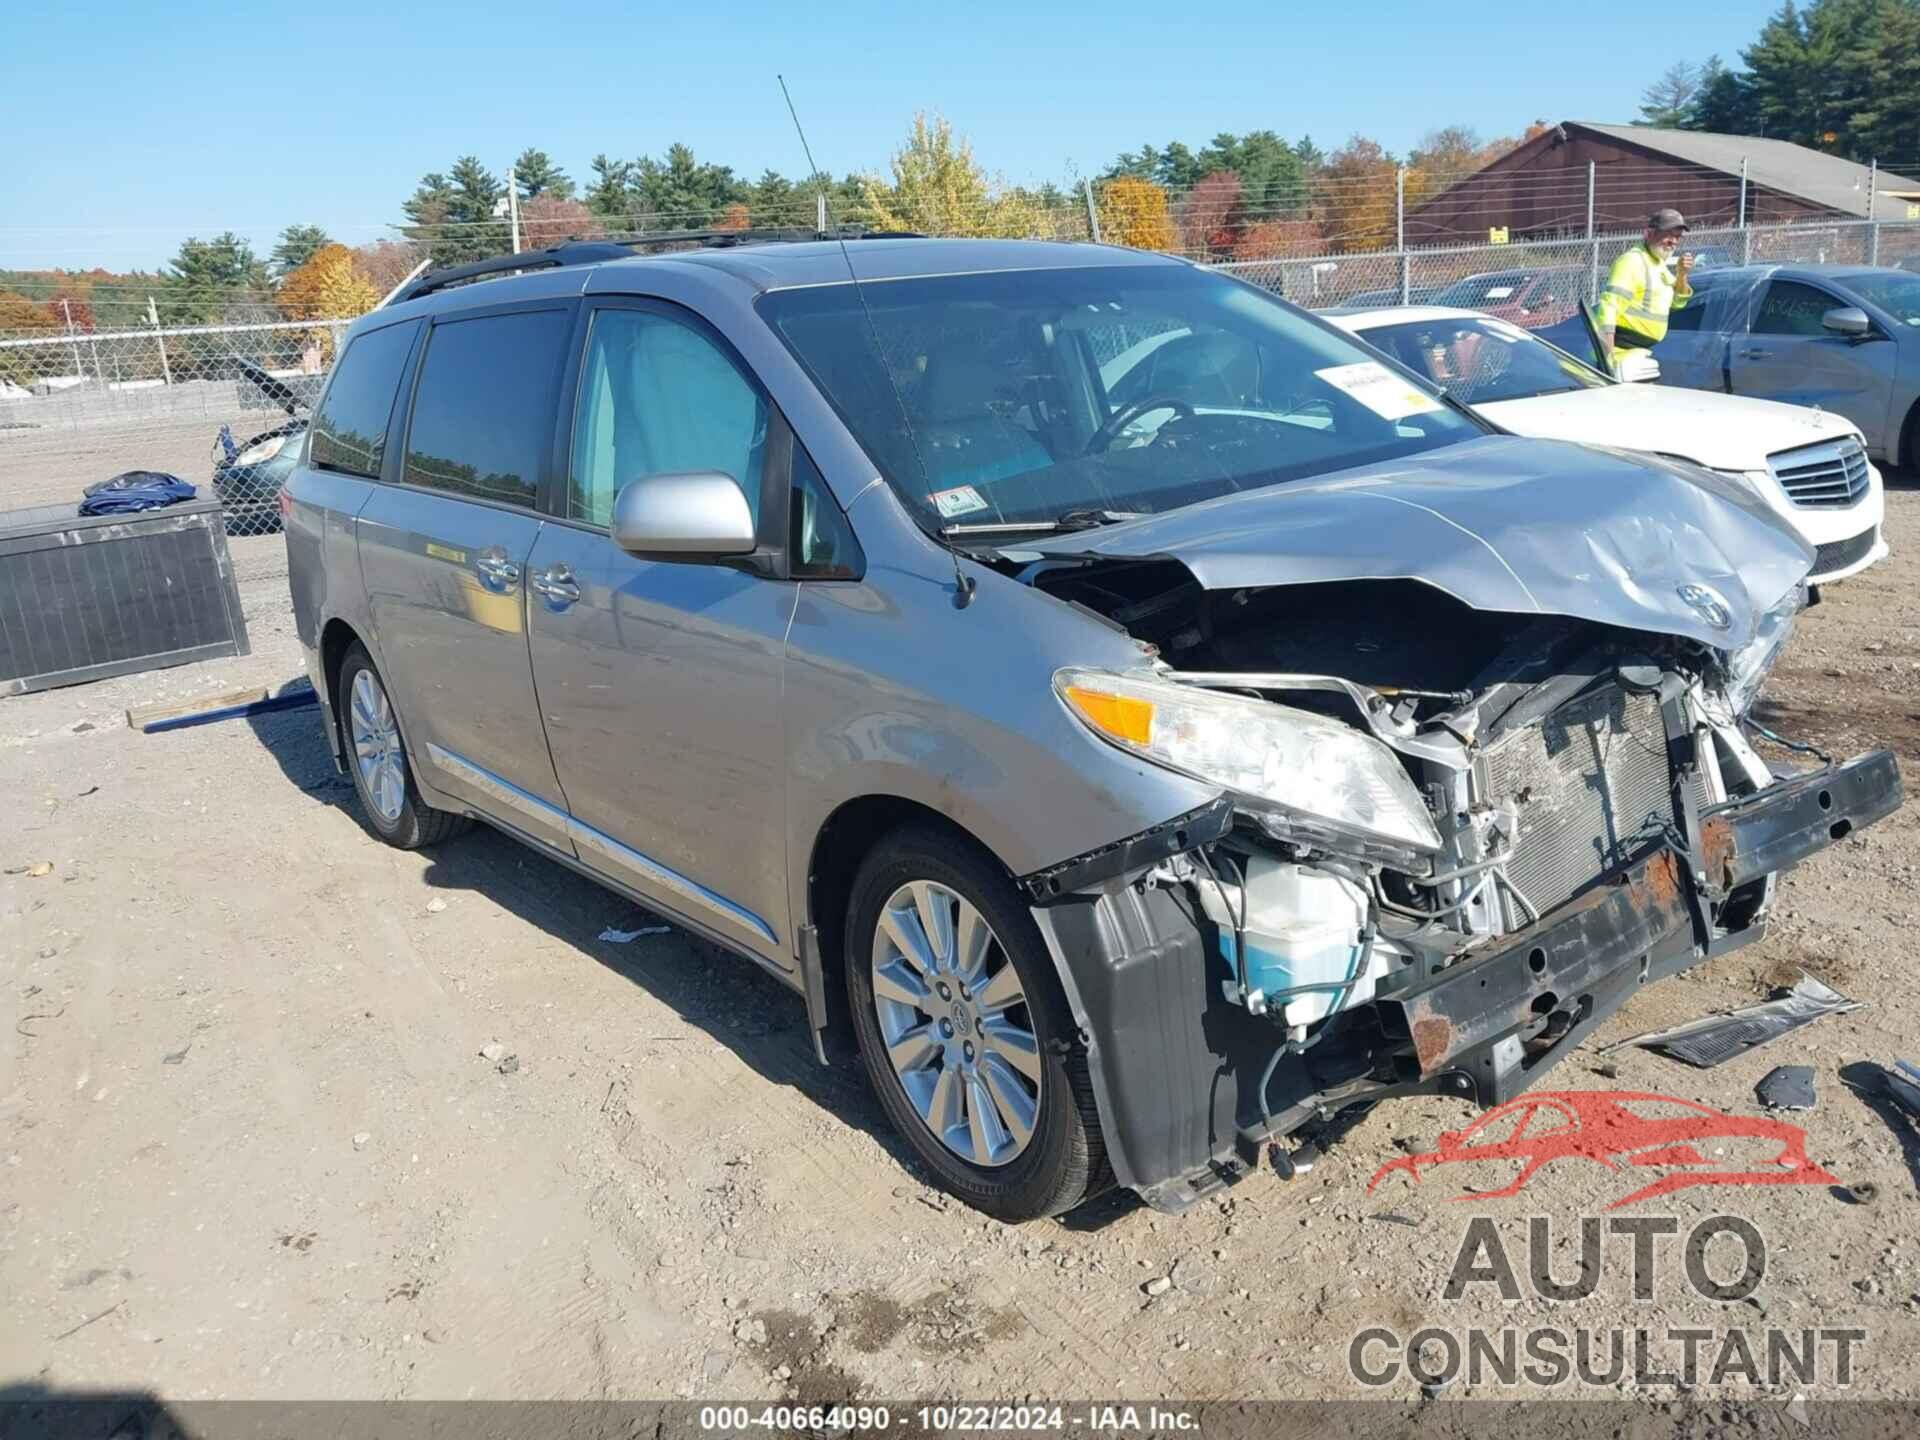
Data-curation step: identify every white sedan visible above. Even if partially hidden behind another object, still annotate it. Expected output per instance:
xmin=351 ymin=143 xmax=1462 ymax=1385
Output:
xmin=1325 ymin=305 xmax=1888 ymax=585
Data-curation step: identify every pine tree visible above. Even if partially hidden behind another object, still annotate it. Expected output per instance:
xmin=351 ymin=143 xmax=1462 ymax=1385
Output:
xmin=1685 ymin=55 xmax=1755 ymax=131
xmin=270 ymin=223 xmax=332 ymax=278
xmin=586 ymin=155 xmax=636 ymax=229
xmin=1850 ymin=0 xmax=1920 ymax=161
xmin=161 ymin=233 xmax=269 ymax=324
xmin=1745 ymin=2 xmax=1811 ymax=138
xmin=513 ymin=148 xmax=575 ymax=200
xmin=1639 ymin=61 xmax=1701 ymax=126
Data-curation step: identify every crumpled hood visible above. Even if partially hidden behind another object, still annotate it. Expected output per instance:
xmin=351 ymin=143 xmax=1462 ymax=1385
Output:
xmin=1479 ymin=383 xmax=1861 ymax=473
xmin=1030 ymin=435 xmax=1814 ymax=651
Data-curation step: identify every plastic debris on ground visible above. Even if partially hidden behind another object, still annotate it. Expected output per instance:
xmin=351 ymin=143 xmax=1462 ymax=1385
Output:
xmin=1756 ymin=1064 xmax=1817 ymax=1111
xmin=1610 ymin=972 xmax=1861 ymax=1069
xmin=77 ymin=471 xmax=197 ymax=517
xmin=599 ymin=925 xmax=671 ymax=943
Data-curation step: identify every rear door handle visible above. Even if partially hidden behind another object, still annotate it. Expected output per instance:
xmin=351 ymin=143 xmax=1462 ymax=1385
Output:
xmin=1740 ymin=347 xmax=1772 ymax=360
xmin=475 ymin=551 xmax=521 ymax=590
xmin=532 ymin=564 xmax=580 ymax=607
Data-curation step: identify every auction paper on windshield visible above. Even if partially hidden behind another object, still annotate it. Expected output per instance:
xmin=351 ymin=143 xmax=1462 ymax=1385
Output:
xmin=1315 ymin=362 xmax=1446 ymax=421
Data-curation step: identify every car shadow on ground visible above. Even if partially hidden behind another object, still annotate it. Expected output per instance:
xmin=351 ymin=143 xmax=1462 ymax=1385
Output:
xmin=1880 ymin=463 xmax=1919 ymax=492
xmin=239 ymin=682 xmax=1123 ymax=1226
xmin=1836 ymin=1061 xmax=1920 ymax=1195
xmin=0 ymin=1385 xmax=182 ymax=1440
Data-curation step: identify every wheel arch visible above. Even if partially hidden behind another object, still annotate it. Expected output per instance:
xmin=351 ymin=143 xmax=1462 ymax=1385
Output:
xmin=317 ymin=616 xmax=366 ymax=767
xmin=803 ymin=794 xmax=1024 ymax=1065
xmin=1898 ymin=393 xmax=1920 ymax=470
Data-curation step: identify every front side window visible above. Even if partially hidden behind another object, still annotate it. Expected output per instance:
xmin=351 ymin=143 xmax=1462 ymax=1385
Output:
xmin=1358 ymin=316 xmax=1609 ymax=405
xmin=308 ymin=320 xmax=418 ymax=478
xmin=760 ymin=265 xmax=1480 ymax=533
xmin=1844 ymin=273 xmax=1920 ymax=327
xmin=569 ymin=308 xmax=769 ymax=528
xmin=401 ymin=309 xmax=571 ymax=508
xmin=1753 ymin=281 xmax=1843 ymax=337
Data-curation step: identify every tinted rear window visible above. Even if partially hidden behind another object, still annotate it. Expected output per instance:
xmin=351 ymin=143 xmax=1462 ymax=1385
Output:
xmin=308 ymin=320 xmax=418 ymax=478
xmin=402 ymin=309 xmax=572 ymax=508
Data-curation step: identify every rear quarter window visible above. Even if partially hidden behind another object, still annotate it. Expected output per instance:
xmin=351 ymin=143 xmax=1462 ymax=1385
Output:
xmin=402 ymin=309 xmax=572 ymax=509
xmin=307 ymin=320 xmax=419 ymax=479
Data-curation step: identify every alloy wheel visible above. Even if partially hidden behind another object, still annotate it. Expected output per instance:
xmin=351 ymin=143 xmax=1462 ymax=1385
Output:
xmin=869 ymin=880 xmax=1042 ymax=1167
xmin=348 ymin=668 xmax=406 ymax=825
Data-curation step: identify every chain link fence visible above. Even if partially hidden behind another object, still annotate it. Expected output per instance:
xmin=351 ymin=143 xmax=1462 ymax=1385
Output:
xmin=4 ymin=217 xmax=1917 ymax=565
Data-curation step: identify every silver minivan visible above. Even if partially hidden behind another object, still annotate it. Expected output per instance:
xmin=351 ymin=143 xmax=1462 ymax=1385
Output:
xmin=286 ymin=236 xmax=1900 ymax=1221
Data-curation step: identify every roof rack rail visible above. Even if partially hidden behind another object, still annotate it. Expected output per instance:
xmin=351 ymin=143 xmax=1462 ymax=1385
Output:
xmin=390 ymin=227 xmax=925 ymax=306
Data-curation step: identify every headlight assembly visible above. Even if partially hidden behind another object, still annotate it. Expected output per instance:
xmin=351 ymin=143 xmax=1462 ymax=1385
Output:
xmin=232 ymin=433 xmax=291 ymax=468
xmin=1055 ymin=667 xmax=1440 ymax=867
xmin=1720 ymin=582 xmax=1804 ymax=717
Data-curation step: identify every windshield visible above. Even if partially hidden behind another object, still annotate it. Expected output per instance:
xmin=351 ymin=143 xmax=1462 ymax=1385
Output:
xmin=1357 ymin=315 xmax=1611 ymax=404
xmin=758 ymin=265 xmax=1480 ymax=531
xmin=1847 ymin=273 xmax=1920 ymax=326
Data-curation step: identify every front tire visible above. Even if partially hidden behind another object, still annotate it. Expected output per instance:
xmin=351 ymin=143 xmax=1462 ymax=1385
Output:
xmin=336 ymin=643 xmax=468 ymax=850
xmin=845 ymin=825 xmax=1110 ymax=1221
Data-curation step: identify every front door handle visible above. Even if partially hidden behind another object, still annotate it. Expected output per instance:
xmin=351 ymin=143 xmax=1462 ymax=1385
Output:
xmin=475 ymin=549 xmax=521 ymax=590
xmin=1740 ymin=347 xmax=1772 ymax=360
xmin=532 ymin=564 xmax=581 ymax=607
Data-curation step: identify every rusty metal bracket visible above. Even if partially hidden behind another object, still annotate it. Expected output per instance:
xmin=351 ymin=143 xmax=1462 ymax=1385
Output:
xmin=1703 ymin=749 xmax=1902 ymax=891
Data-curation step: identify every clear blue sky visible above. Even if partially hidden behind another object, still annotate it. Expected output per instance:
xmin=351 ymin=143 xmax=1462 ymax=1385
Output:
xmin=1 ymin=0 xmax=1781 ymax=272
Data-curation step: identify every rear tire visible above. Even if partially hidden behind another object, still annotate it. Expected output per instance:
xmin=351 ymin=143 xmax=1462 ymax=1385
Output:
xmin=336 ymin=643 xmax=468 ymax=850
xmin=845 ymin=824 xmax=1111 ymax=1222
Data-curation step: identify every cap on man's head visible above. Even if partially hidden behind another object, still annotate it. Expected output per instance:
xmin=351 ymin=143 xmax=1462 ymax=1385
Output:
xmin=1647 ymin=208 xmax=1689 ymax=233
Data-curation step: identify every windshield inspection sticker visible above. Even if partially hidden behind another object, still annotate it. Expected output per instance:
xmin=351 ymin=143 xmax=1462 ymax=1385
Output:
xmin=1315 ymin=362 xmax=1445 ymax=421
xmin=929 ymin=484 xmax=991 ymax=519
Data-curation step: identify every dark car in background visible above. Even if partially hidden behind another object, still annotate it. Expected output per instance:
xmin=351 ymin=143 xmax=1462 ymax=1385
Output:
xmin=211 ymin=362 xmax=315 ymax=536
xmin=1650 ymin=264 xmax=1920 ymax=468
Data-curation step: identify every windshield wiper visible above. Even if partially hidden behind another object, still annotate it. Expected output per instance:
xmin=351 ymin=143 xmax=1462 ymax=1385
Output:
xmin=941 ymin=509 xmax=1144 ymax=538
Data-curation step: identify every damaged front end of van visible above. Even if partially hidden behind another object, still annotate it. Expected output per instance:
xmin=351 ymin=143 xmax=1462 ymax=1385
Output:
xmin=1003 ymin=440 xmax=1901 ymax=1213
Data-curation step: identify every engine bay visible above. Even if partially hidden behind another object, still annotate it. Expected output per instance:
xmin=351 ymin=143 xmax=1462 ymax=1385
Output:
xmin=1024 ymin=559 xmax=1771 ymax=1053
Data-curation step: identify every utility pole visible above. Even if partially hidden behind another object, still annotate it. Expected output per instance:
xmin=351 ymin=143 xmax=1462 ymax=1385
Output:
xmin=817 ymin=191 xmax=828 ymax=236
xmin=147 ymin=296 xmax=171 ymax=386
xmin=60 ymin=298 xmax=82 ymax=380
xmin=508 ymin=164 xmax=522 ymax=254
xmin=1867 ymin=158 xmax=1879 ymax=265
xmin=1083 ymin=178 xmax=1102 ymax=244
xmin=1396 ymin=166 xmax=1408 ymax=304
xmin=1738 ymin=157 xmax=1751 ymax=266
xmin=1586 ymin=161 xmax=1599 ymax=305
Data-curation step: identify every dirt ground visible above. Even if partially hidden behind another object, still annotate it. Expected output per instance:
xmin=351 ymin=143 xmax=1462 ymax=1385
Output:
xmin=2 ymin=477 xmax=1917 ymax=1408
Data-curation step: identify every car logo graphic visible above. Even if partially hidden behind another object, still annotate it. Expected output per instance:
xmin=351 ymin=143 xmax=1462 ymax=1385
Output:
xmin=1366 ymin=1091 xmax=1837 ymax=1210
xmin=1676 ymin=583 xmax=1733 ymax=631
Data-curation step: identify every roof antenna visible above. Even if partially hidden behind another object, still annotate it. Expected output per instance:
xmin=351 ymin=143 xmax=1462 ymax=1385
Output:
xmin=777 ymin=75 xmax=976 ymax=609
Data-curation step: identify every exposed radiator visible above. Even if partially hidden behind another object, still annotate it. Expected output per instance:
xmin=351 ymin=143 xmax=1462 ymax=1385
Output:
xmin=1482 ymin=685 xmax=1704 ymax=926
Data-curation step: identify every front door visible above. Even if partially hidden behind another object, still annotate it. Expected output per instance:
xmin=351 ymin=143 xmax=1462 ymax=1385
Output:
xmin=358 ymin=304 xmax=577 ymax=851
xmin=526 ymin=301 xmax=796 ymax=964
xmin=1732 ymin=278 xmax=1895 ymax=452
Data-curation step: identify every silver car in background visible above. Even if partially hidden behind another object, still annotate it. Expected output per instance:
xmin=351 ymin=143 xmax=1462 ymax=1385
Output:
xmin=1651 ymin=263 xmax=1920 ymax=471
xmin=284 ymin=237 xmax=1900 ymax=1222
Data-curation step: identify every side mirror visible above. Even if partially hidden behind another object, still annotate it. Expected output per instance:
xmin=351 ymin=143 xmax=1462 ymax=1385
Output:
xmin=610 ymin=472 xmax=756 ymax=558
xmin=1821 ymin=306 xmax=1872 ymax=339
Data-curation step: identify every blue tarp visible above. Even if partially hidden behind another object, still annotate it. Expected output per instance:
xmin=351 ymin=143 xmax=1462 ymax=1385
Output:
xmin=79 ymin=471 xmax=197 ymax=517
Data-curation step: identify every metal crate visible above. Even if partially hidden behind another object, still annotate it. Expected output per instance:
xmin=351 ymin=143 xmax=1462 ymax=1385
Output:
xmin=0 ymin=497 xmax=250 ymax=696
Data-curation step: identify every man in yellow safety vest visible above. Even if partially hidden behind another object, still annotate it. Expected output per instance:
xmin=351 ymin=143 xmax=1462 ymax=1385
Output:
xmin=1596 ymin=208 xmax=1694 ymax=373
